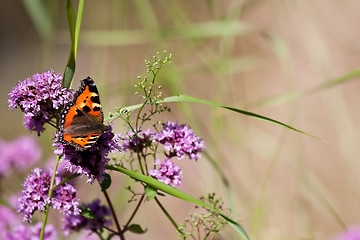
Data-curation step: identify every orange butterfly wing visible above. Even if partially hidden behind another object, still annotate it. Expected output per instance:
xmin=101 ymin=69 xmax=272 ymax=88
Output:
xmin=59 ymin=77 xmax=109 ymax=151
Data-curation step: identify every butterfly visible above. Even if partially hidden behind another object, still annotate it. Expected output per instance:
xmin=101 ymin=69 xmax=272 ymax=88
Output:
xmin=59 ymin=77 xmax=110 ymax=151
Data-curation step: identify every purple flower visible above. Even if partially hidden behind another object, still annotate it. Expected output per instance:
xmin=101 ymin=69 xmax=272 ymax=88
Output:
xmin=30 ymin=222 xmax=57 ymax=240
xmin=23 ymin=113 xmax=46 ymax=134
xmin=8 ymin=70 xmax=72 ymax=136
xmin=336 ymin=226 xmax=360 ymax=240
xmin=63 ymin=199 xmax=112 ymax=236
xmin=154 ymin=121 xmax=205 ymax=160
xmin=0 ymin=204 xmax=57 ymax=239
xmin=51 ymin=181 xmax=80 ymax=216
xmin=0 ymin=206 xmax=19 ymax=233
xmin=121 ymin=128 xmax=153 ymax=152
xmin=3 ymin=224 xmax=31 ymax=240
xmin=3 ymin=222 xmax=57 ymax=240
xmin=10 ymin=136 xmax=41 ymax=170
xmin=149 ymin=159 xmax=182 ymax=187
xmin=17 ymin=168 xmax=80 ymax=222
xmin=54 ymin=130 xmax=121 ymax=183
xmin=0 ymin=136 xmax=41 ymax=176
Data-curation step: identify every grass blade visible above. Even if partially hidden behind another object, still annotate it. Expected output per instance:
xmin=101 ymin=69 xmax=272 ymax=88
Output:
xmin=73 ymin=0 xmax=84 ymax=61
xmin=106 ymin=95 xmax=323 ymax=141
xmin=162 ymin=95 xmax=324 ymax=141
xmin=63 ymin=0 xmax=76 ymax=88
xmin=62 ymin=0 xmax=85 ymax=88
xmin=21 ymin=0 xmax=53 ymax=40
xmin=106 ymin=165 xmax=250 ymax=240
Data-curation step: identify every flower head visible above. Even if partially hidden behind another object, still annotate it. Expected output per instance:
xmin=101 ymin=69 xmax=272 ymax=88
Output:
xmin=3 ymin=224 xmax=31 ymax=240
xmin=54 ymin=129 xmax=121 ymax=183
xmin=121 ymin=128 xmax=153 ymax=153
xmin=12 ymin=136 xmax=41 ymax=170
xmin=336 ymin=226 xmax=360 ymax=240
xmin=3 ymin=222 xmax=57 ymax=240
xmin=12 ymin=136 xmax=42 ymax=169
xmin=149 ymin=158 xmax=182 ymax=187
xmin=23 ymin=113 xmax=46 ymax=134
xmin=0 ymin=136 xmax=41 ymax=176
xmin=8 ymin=70 xmax=72 ymax=135
xmin=63 ymin=199 xmax=112 ymax=236
xmin=0 ymin=206 xmax=18 ymax=233
xmin=17 ymin=168 xmax=80 ymax=222
xmin=154 ymin=121 xmax=204 ymax=160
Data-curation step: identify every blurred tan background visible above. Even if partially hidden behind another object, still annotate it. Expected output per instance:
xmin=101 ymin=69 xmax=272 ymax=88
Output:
xmin=2 ymin=0 xmax=360 ymax=239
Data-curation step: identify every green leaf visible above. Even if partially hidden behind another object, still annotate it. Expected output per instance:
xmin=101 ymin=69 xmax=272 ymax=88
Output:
xmin=106 ymin=94 xmax=323 ymax=141
xmin=163 ymin=95 xmax=322 ymax=140
xmin=106 ymin=165 xmax=249 ymax=240
xmin=53 ymin=173 xmax=80 ymax=190
xmin=62 ymin=0 xmax=85 ymax=88
xmin=63 ymin=63 xmax=75 ymax=89
xmin=80 ymin=207 xmax=96 ymax=219
xmin=105 ymin=103 xmax=143 ymax=122
xmin=101 ymin=173 xmax=112 ymax=191
xmin=63 ymin=0 xmax=76 ymax=88
xmin=145 ymin=185 xmax=157 ymax=200
xmin=74 ymin=0 xmax=84 ymax=61
xmin=127 ymin=224 xmax=147 ymax=234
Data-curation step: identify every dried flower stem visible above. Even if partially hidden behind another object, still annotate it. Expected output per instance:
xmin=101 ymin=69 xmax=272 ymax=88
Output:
xmin=155 ymin=197 xmax=186 ymax=239
xmin=102 ymin=189 xmax=125 ymax=240
xmin=123 ymin=194 xmax=145 ymax=232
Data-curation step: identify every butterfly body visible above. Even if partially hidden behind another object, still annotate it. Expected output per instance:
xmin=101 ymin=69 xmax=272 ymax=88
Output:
xmin=59 ymin=77 xmax=110 ymax=151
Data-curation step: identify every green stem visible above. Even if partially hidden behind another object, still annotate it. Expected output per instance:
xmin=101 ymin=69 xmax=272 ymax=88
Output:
xmin=203 ymin=230 xmax=211 ymax=240
xmin=135 ymin=100 xmax=148 ymax=132
xmin=40 ymin=155 xmax=61 ymax=240
xmin=136 ymin=147 xmax=145 ymax=175
xmin=73 ymin=0 xmax=84 ymax=60
xmin=134 ymin=100 xmax=148 ymax=175
xmin=154 ymin=197 xmax=186 ymax=239
xmin=102 ymin=189 xmax=125 ymax=240
xmin=123 ymin=194 xmax=145 ymax=232
xmin=53 ymin=173 xmax=79 ymax=189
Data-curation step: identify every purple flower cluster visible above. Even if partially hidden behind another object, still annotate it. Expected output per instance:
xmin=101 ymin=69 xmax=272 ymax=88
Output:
xmin=63 ymin=199 xmax=112 ymax=236
xmin=2 ymin=222 xmax=57 ymax=240
xmin=54 ymin=130 xmax=121 ymax=183
xmin=17 ymin=168 xmax=80 ymax=222
xmin=0 ymin=136 xmax=41 ymax=176
xmin=121 ymin=128 xmax=153 ymax=153
xmin=0 ymin=205 xmax=57 ymax=240
xmin=8 ymin=70 xmax=72 ymax=135
xmin=149 ymin=159 xmax=182 ymax=187
xmin=121 ymin=122 xmax=204 ymax=187
xmin=336 ymin=226 xmax=360 ymax=240
xmin=0 ymin=206 xmax=18 ymax=234
xmin=154 ymin=121 xmax=204 ymax=160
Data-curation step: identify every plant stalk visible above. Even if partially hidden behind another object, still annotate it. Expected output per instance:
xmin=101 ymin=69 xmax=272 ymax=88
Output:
xmin=40 ymin=155 xmax=60 ymax=240
xmin=103 ymin=189 xmax=125 ymax=240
